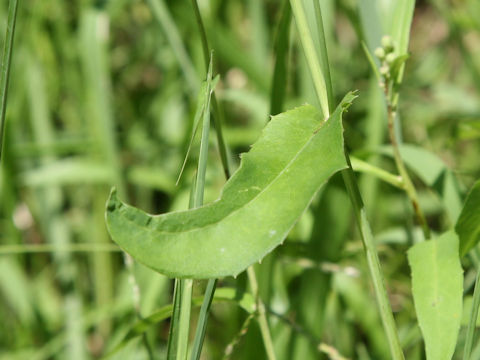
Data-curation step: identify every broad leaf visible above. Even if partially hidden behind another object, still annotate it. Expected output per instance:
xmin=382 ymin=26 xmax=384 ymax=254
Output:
xmin=105 ymin=93 xmax=356 ymax=279
xmin=456 ymin=179 xmax=480 ymax=257
xmin=408 ymin=231 xmax=463 ymax=360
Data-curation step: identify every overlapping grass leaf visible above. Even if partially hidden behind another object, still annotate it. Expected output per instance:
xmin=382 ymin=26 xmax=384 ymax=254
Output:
xmin=456 ymin=179 xmax=480 ymax=256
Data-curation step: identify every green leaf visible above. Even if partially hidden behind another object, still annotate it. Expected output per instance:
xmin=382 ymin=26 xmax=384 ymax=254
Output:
xmin=407 ymin=231 xmax=463 ymax=360
xmin=105 ymin=93 xmax=356 ymax=279
xmin=389 ymin=0 xmax=415 ymax=57
xmin=456 ymin=180 xmax=480 ymax=257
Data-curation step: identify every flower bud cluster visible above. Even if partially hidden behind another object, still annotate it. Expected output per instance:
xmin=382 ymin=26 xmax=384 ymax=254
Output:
xmin=375 ymin=35 xmax=396 ymax=80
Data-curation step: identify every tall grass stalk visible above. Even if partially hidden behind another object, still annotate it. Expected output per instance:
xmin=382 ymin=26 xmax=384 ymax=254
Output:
xmin=168 ymin=54 xmax=215 ymax=360
xmin=464 ymin=253 xmax=480 ymax=360
xmin=290 ymin=1 xmax=404 ymax=358
xmin=270 ymin=0 xmax=291 ymax=116
xmin=0 ymin=0 xmax=18 ymax=163
xmin=147 ymin=0 xmax=198 ymax=92
xmin=247 ymin=267 xmax=277 ymax=360
xmin=190 ymin=0 xmax=230 ymax=180
xmin=188 ymin=3 xmax=276 ymax=358
xmin=187 ymin=4 xmax=222 ymax=357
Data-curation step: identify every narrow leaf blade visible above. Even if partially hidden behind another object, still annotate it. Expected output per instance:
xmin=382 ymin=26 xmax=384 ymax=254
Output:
xmin=407 ymin=231 xmax=463 ymax=360
xmin=456 ymin=179 xmax=480 ymax=257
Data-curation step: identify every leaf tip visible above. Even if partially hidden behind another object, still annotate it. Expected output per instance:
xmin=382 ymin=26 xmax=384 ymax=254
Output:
xmin=106 ymin=187 xmax=119 ymax=214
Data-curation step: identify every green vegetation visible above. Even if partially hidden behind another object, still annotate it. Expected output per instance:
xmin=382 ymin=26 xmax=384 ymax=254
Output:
xmin=1 ymin=0 xmax=480 ymax=359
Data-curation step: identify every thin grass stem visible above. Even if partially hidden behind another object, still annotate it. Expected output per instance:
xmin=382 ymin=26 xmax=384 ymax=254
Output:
xmin=176 ymin=279 xmax=193 ymax=360
xmin=290 ymin=1 xmax=404 ymax=358
xmin=168 ymin=53 xmax=215 ymax=360
xmin=147 ymin=0 xmax=198 ymax=92
xmin=190 ymin=279 xmax=217 ymax=360
xmin=464 ymin=251 xmax=480 ymax=360
xmin=190 ymin=0 xmax=230 ymax=180
xmin=188 ymin=2 xmax=230 ymax=358
xmin=0 ymin=243 xmax=121 ymax=254
xmin=289 ymin=0 xmax=329 ymax=119
xmin=350 ymin=156 xmax=404 ymax=189
xmin=0 ymin=0 xmax=19 ymax=163
xmin=188 ymin=4 xmax=276 ymax=359
xmin=247 ymin=267 xmax=277 ymax=360
xmin=312 ymin=0 xmax=334 ymax=112
xmin=270 ymin=0 xmax=291 ymax=116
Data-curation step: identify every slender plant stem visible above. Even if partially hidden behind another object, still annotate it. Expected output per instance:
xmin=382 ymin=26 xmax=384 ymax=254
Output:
xmin=289 ymin=0 xmax=329 ymax=118
xmin=385 ymin=96 xmax=431 ymax=240
xmin=464 ymin=252 xmax=480 ymax=360
xmin=176 ymin=279 xmax=193 ymax=360
xmin=290 ymin=1 xmax=404 ymax=358
xmin=123 ymin=253 xmax=154 ymax=360
xmin=350 ymin=156 xmax=404 ymax=189
xmin=168 ymin=52 xmax=215 ymax=360
xmin=190 ymin=0 xmax=209 ymax=68
xmin=188 ymin=4 xmax=277 ymax=359
xmin=168 ymin=279 xmax=184 ymax=359
xmin=190 ymin=279 xmax=217 ymax=360
xmin=190 ymin=0 xmax=230 ymax=180
xmin=187 ymin=4 xmax=223 ymax=358
xmin=270 ymin=0 xmax=291 ymax=116
xmin=341 ymin=163 xmax=404 ymax=360
xmin=147 ymin=0 xmax=198 ymax=92
xmin=187 ymin=60 xmax=216 ymax=360
xmin=222 ymin=313 xmax=255 ymax=359
xmin=247 ymin=267 xmax=277 ymax=360
xmin=0 ymin=243 xmax=121 ymax=254
xmin=0 ymin=0 xmax=19 ymax=164
xmin=312 ymin=0 xmax=334 ymax=111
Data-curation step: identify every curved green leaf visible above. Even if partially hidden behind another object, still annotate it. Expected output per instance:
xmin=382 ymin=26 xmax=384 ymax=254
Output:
xmin=105 ymin=93 xmax=356 ymax=279
xmin=407 ymin=231 xmax=463 ymax=360
xmin=456 ymin=179 xmax=480 ymax=257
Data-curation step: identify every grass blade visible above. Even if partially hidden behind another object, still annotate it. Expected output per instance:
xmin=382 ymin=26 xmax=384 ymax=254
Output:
xmin=0 ymin=0 xmax=19 ymax=163
xmin=168 ymin=53 xmax=215 ymax=360
xmin=270 ymin=0 xmax=292 ymax=116
xmin=464 ymin=263 xmax=480 ymax=360
xmin=147 ymin=0 xmax=198 ymax=92
xmin=290 ymin=0 xmax=329 ymax=119
xmin=289 ymin=1 xmax=404 ymax=358
xmin=190 ymin=279 xmax=217 ymax=360
xmin=456 ymin=180 xmax=480 ymax=257
xmin=190 ymin=0 xmax=230 ymax=180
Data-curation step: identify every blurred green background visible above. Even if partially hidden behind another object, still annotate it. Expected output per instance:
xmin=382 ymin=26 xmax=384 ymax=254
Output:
xmin=0 ymin=0 xmax=479 ymax=359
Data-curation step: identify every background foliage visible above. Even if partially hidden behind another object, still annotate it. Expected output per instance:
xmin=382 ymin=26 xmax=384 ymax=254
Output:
xmin=0 ymin=0 xmax=479 ymax=359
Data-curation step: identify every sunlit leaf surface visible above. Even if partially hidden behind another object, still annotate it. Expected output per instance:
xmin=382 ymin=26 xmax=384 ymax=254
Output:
xmin=105 ymin=93 xmax=356 ymax=278
xmin=408 ymin=231 xmax=463 ymax=360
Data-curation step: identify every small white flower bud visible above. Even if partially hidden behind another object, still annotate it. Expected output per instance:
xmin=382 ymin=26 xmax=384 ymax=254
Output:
xmin=385 ymin=53 xmax=396 ymax=65
xmin=381 ymin=35 xmax=394 ymax=53
xmin=374 ymin=47 xmax=385 ymax=60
